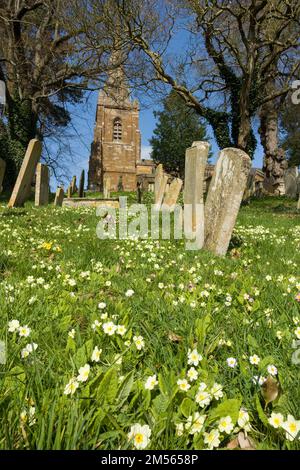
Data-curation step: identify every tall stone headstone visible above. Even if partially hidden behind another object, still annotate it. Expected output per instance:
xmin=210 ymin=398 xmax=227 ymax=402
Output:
xmin=35 ymin=163 xmax=49 ymax=206
xmin=184 ymin=141 xmax=209 ymax=245
xmin=284 ymin=167 xmax=298 ymax=199
xmin=54 ymin=187 xmax=64 ymax=207
xmin=204 ymin=148 xmax=251 ymax=256
xmin=103 ymin=176 xmax=111 ymax=199
xmin=71 ymin=176 xmax=77 ymax=195
xmin=154 ymin=174 xmax=168 ymax=210
xmin=162 ymin=177 xmax=183 ymax=212
xmin=0 ymin=158 xmax=6 ymax=194
xmin=8 ymin=139 xmax=42 ymax=208
xmin=154 ymin=164 xmax=164 ymax=204
xmin=78 ymin=170 xmax=85 ymax=198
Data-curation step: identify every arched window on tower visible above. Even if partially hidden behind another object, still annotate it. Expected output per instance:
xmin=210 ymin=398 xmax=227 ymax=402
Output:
xmin=113 ymin=117 xmax=122 ymax=141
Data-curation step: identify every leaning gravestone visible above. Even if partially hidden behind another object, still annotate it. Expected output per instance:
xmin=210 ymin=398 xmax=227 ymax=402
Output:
xmin=284 ymin=167 xmax=298 ymax=199
xmin=154 ymin=164 xmax=164 ymax=204
xmin=162 ymin=177 xmax=183 ymax=212
xmin=154 ymin=174 xmax=168 ymax=211
xmin=0 ymin=158 xmax=6 ymax=194
xmin=35 ymin=163 xmax=49 ymax=206
xmin=54 ymin=187 xmax=64 ymax=207
xmin=204 ymin=148 xmax=251 ymax=256
xmin=184 ymin=141 xmax=209 ymax=245
xmin=8 ymin=139 xmax=42 ymax=208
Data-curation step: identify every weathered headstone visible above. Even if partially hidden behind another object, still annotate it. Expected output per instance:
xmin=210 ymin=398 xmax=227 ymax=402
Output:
xmin=67 ymin=185 xmax=72 ymax=198
xmin=8 ymin=139 xmax=42 ymax=208
xmin=54 ymin=187 xmax=64 ymax=207
xmin=35 ymin=163 xmax=49 ymax=206
xmin=71 ymin=176 xmax=77 ymax=195
xmin=154 ymin=174 xmax=168 ymax=210
xmin=78 ymin=170 xmax=85 ymax=198
xmin=103 ymin=176 xmax=111 ymax=199
xmin=204 ymin=147 xmax=251 ymax=256
xmin=0 ymin=158 xmax=6 ymax=194
xmin=284 ymin=167 xmax=298 ymax=199
xmin=184 ymin=141 xmax=209 ymax=244
xmin=297 ymin=194 xmax=300 ymax=211
xmin=162 ymin=177 xmax=183 ymax=212
xmin=154 ymin=164 xmax=164 ymax=204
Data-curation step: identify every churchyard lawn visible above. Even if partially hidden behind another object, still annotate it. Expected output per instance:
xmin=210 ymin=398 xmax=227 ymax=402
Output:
xmin=0 ymin=194 xmax=299 ymax=450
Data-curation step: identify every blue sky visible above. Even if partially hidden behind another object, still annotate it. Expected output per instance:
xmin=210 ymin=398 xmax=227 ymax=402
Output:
xmin=49 ymin=89 xmax=264 ymax=191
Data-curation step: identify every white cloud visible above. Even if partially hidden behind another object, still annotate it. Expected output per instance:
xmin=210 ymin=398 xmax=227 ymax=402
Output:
xmin=141 ymin=145 xmax=152 ymax=160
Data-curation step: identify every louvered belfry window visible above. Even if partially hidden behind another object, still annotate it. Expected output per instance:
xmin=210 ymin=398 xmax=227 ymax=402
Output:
xmin=113 ymin=117 xmax=122 ymax=141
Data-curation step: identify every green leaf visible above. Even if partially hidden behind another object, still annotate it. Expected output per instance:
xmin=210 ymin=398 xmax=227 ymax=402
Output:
xmin=208 ymin=398 xmax=242 ymax=424
xmin=152 ymin=394 xmax=169 ymax=415
xmin=180 ymin=398 xmax=194 ymax=418
xmin=195 ymin=314 xmax=211 ymax=352
xmin=117 ymin=370 xmax=135 ymax=405
xmin=97 ymin=367 xmax=118 ymax=404
xmin=74 ymin=339 xmax=93 ymax=368
xmin=247 ymin=334 xmax=259 ymax=350
xmin=255 ymin=394 xmax=269 ymax=426
xmin=258 ymin=356 xmax=275 ymax=371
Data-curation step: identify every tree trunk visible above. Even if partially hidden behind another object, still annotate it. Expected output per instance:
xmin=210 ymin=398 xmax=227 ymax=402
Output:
xmin=259 ymin=101 xmax=288 ymax=195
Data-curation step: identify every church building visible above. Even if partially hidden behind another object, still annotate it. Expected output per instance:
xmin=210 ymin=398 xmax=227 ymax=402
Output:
xmin=88 ymin=63 xmax=154 ymax=191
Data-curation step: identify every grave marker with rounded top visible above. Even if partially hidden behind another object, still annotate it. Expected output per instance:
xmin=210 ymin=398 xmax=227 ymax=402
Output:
xmin=54 ymin=187 xmax=65 ymax=207
xmin=8 ymin=139 xmax=42 ymax=208
xmin=154 ymin=173 xmax=168 ymax=211
xmin=0 ymin=158 xmax=6 ymax=194
xmin=162 ymin=177 xmax=183 ymax=212
xmin=204 ymin=147 xmax=251 ymax=256
xmin=35 ymin=163 xmax=49 ymax=206
xmin=184 ymin=141 xmax=209 ymax=245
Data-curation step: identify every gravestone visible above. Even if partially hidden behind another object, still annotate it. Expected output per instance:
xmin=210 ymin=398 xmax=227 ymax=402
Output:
xmin=67 ymin=185 xmax=72 ymax=198
xmin=154 ymin=164 xmax=164 ymax=204
xmin=184 ymin=141 xmax=209 ymax=245
xmin=103 ymin=176 xmax=111 ymax=199
xmin=8 ymin=139 xmax=42 ymax=208
xmin=35 ymin=163 xmax=49 ymax=206
xmin=154 ymin=174 xmax=168 ymax=210
xmin=284 ymin=167 xmax=298 ymax=198
xmin=54 ymin=187 xmax=64 ymax=207
xmin=0 ymin=158 xmax=6 ymax=194
xmin=71 ymin=176 xmax=77 ymax=195
xmin=297 ymin=194 xmax=300 ymax=211
xmin=162 ymin=177 xmax=183 ymax=212
xmin=78 ymin=170 xmax=85 ymax=198
xmin=204 ymin=147 xmax=251 ymax=256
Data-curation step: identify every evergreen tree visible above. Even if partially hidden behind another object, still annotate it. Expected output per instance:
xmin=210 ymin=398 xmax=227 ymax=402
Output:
xmin=150 ymin=90 xmax=210 ymax=178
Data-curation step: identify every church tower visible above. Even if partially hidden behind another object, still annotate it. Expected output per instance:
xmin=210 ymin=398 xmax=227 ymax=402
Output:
xmin=88 ymin=59 xmax=141 ymax=191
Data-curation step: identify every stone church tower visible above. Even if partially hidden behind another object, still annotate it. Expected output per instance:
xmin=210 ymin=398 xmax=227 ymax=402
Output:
xmin=88 ymin=62 xmax=142 ymax=191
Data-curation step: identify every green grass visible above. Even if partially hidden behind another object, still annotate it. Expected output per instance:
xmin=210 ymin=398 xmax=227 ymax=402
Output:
xmin=0 ymin=194 xmax=299 ymax=450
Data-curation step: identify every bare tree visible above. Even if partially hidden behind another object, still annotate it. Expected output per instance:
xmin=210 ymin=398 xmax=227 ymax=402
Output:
xmin=0 ymin=0 xmax=129 ymax=186
xmin=112 ymin=0 xmax=299 ymax=163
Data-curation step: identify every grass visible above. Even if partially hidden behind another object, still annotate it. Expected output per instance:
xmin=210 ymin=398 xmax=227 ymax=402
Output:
xmin=0 ymin=193 xmax=299 ymax=450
